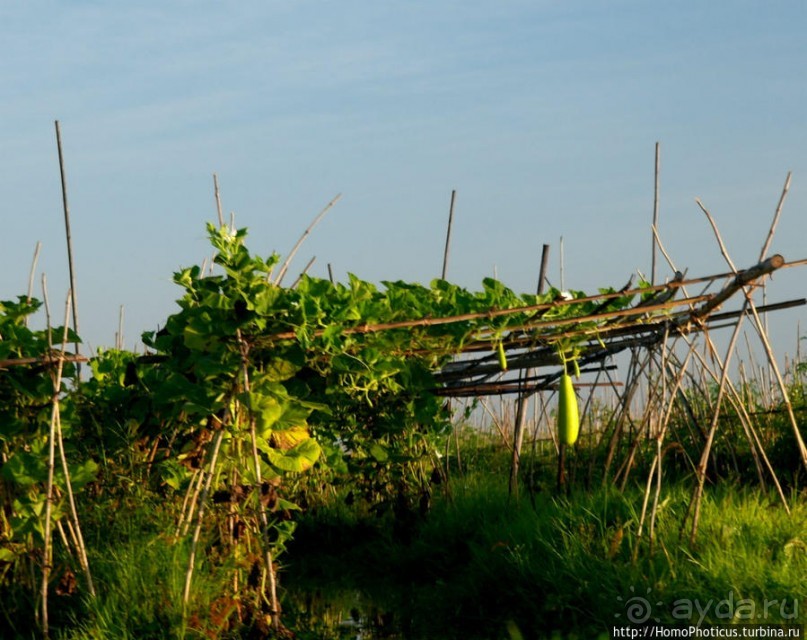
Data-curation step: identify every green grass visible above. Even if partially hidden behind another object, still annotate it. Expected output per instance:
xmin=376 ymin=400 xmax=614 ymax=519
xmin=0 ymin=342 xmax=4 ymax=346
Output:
xmin=46 ymin=489 xmax=247 ymax=640
xmin=285 ymin=471 xmax=807 ymax=639
xmin=2 ymin=461 xmax=803 ymax=639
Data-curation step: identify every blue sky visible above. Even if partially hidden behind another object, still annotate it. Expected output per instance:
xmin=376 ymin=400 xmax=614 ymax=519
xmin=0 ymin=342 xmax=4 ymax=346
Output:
xmin=2 ymin=2 xmax=805 ymax=355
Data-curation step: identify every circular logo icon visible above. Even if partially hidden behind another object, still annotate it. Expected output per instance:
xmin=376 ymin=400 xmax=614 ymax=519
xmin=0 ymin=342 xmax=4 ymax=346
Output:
xmin=615 ymin=587 xmax=662 ymax=624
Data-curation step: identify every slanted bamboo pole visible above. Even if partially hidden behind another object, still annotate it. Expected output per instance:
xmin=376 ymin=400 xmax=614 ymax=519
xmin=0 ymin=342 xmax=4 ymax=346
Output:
xmin=54 ymin=374 xmax=95 ymax=598
xmin=290 ymin=255 xmax=317 ymax=289
xmin=602 ymin=349 xmax=648 ymax=485
xmin=175 ymin=468 xmax=203 ymax=539
xmin=758 ymin=172 xmax=790 ymax=263
xmin=25 ymin=242 xmax=42 ymax=319
xmin=689 ymin=334 xmax=791 ymax=512
xmin=686 ymin=197 xmax=779 ymax=542
xmin=744 ymin=296 xmax=807 ymax=472
xmin=687 ymin=304 xmax=747 ymax=543
xmin=54 ymin=121 xmax=81 ymax=371
xmin=183 ymin=430 xmax=225 ymax=606
xmin=441 ymin=190 xmax=457 ymax=280
xmin=274 ymin=193 xmax=341 ymax=286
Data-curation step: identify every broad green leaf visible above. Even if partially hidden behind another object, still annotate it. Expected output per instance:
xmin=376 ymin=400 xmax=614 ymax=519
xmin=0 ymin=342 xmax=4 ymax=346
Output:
xmin=1 ymin=452 xmax=47 ymax=486
xmin=270 ymin=426 xmax=311 ymax=451
xmin=260 ymin=437 xmax=321 ymax=473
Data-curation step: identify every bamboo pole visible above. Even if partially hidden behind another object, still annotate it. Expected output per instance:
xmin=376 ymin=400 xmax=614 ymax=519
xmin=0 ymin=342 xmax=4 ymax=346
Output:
xmin=441 ymin=190 xmax=457 ymax=280
xmin=559 ymin=236 xmax=565 ymax=291
xmin=237 ymin=330 xmax=280 ymax=630
xmin=175 ymin=468 xmax=203 ymax=539
xmin=745 ymin=296 xmax=807 ymax=471
xmin=41 ymin=280 xmax=64 ymax=638
xmin=261 ymin=291 xmax=710 ymax=345
xmin=687 ymin=306 xmax=747 ymax=542
xmin=258 ymin=257 xmax=799 ymax=345
xmin=274 ymin=193 xmax=341 ymax=286
xmin=648 ymin=344 xmax=693 ymax=546
xmin=758 ymin=172 xmax=790 ymax=263
xmin=213 ymin=173 xmax=225 ymax=228
xmin=510 ymin=244 xmax=550 ymax=498
xmin=693 ymin=343 xmax=791 ymax=512
xmin=55 ymin=373 xmax=95 ymax=598
xmin=183 ymin=429 xmax=225 ymax=606
xmin=116 ymin=305 xmax=125 ymax=350
xmin=25 ymin=242 xmax=42 ymax=321
xmin=54 ymin=121 xmax=81 ymax=371
xmin=290 ymin=255 xmax=317 ymax=289
xmin=440 ymin=191 xmax=458 ymax=501
xmin=651 ymin=142 xmax=661 ymax=285
xmin=685 ymin=196 xmax=788 ymax=541
xmin=0 ymin=354 xmax=88 ymax=369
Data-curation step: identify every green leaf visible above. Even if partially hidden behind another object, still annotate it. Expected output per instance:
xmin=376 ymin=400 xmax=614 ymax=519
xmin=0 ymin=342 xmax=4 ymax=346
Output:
xmin=276 ymin=498 xmax=302 ymax=512
xmin=263 ymin=357 xmax=300 ymax=382
xmin=260 ymin=437 xmax=321 ymax=473
xmin=1 ymin=452 xmax=47 ymax=486
xmin=249 ymin=394 xmax=283 ymax=435
xmin=64 ymin=459 xmax=98 ymax=491
xmin=368 ymin=442 xmax=389 ymax=463
xmin=0 ymin=547 xmax=19 ymax=563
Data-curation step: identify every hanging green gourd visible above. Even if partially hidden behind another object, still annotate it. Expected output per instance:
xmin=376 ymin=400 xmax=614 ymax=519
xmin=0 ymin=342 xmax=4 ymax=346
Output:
xmin=496 ymin=339 xmax=508 ymax=371
xmin=557 ymin=353 xmax=580 ymax=446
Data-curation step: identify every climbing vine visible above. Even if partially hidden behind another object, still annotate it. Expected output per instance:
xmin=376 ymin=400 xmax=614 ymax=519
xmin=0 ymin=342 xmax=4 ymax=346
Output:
xmin=2 ymin=223 xmax=642 ymax=633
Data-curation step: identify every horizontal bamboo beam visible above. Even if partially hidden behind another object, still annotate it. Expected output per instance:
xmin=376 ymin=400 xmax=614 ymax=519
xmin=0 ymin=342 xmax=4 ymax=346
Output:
xmin=0 ymin=353 xmax=89 ymax=369
xmin=435 ymin=297 xmax=805 ymax=386
xmin=689 ymin=254 xmax=784 ymax=320
xmin=435 ymin=379 xmax=621 ymax=398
